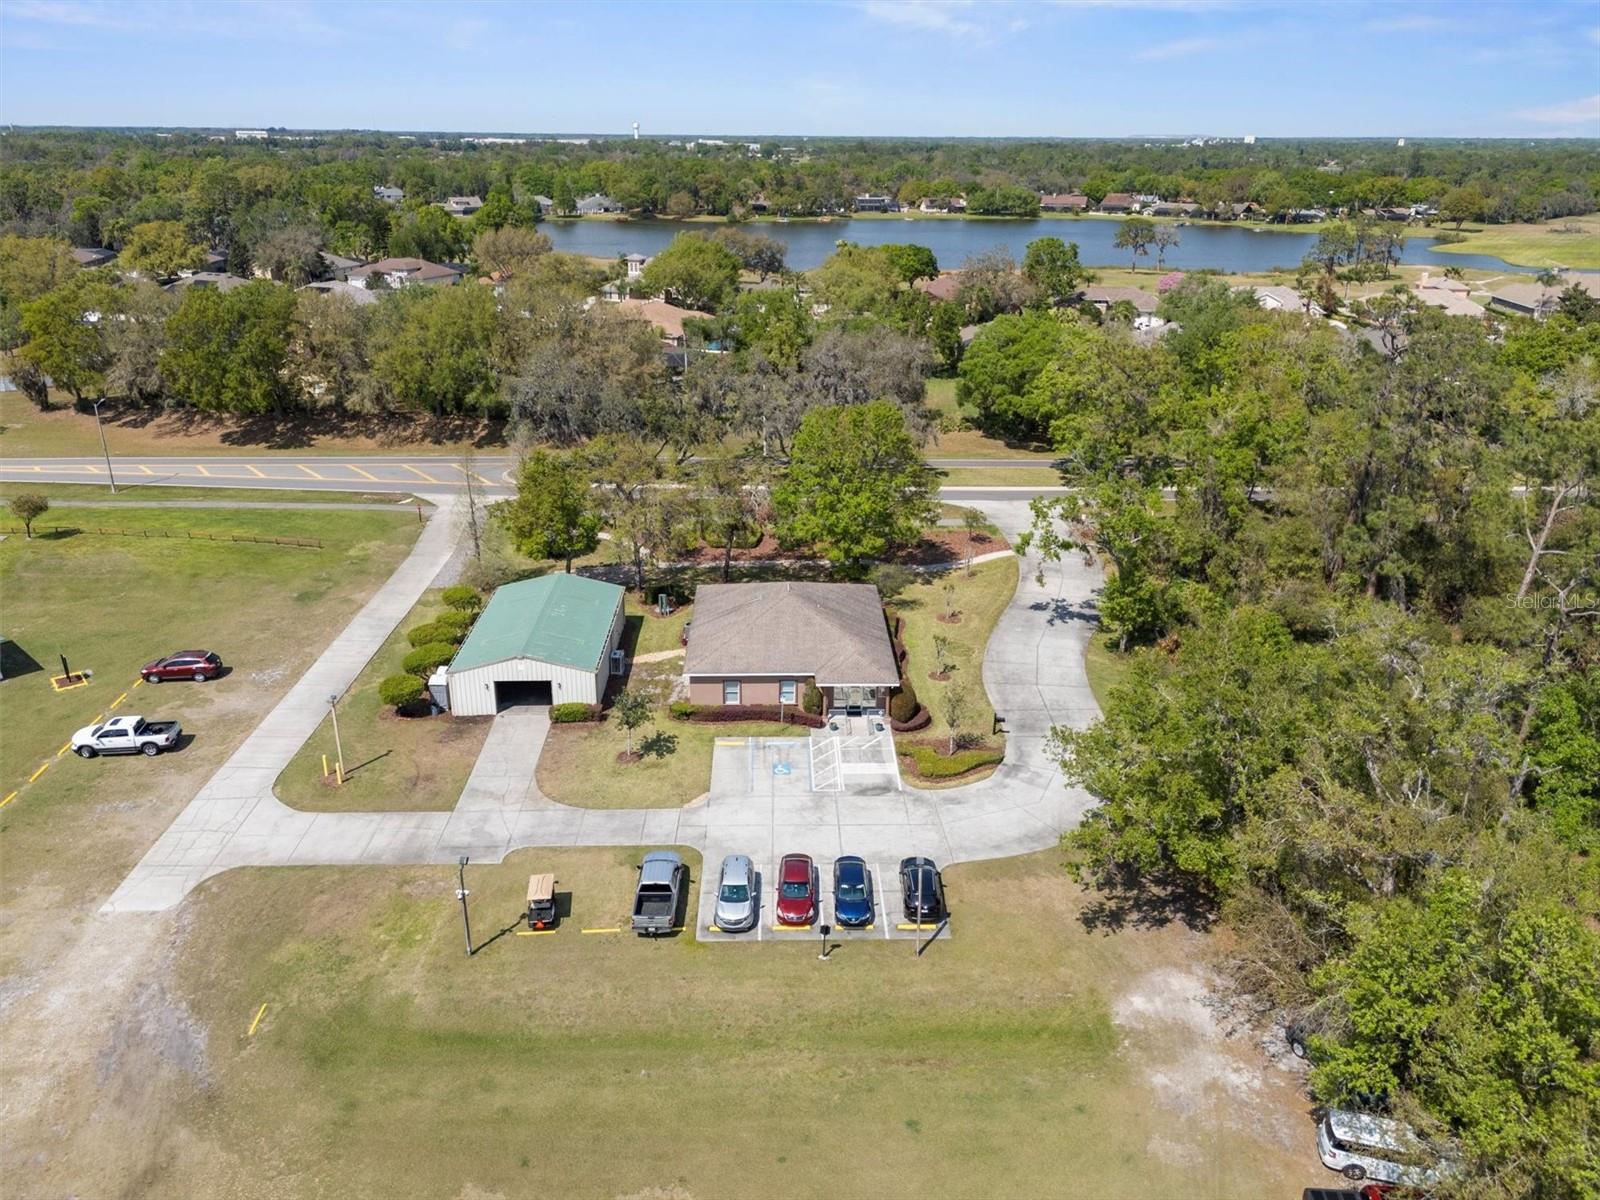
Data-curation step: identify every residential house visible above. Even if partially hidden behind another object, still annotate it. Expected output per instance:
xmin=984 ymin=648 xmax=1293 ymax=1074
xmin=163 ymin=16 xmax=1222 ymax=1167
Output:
xmin=1253 ymin=285 xmax=1324 ymax=317
xmin=574 ymin=193 xmax=622 ymax=215
xmin=623 ymin=252 xmax=650 ymax=280
xmin=1098 ymin=193 xmax=1136 ymax=213
xmin=1287 ymin=208 xmax=1328 ymax=224
xmin=298 ymin=279 xmax=380 ymax=306
xmin=373 ymin=185 xmax=404 ymax=204
xmin=1147 ymin=201 xmax=1200 ymax=218
xmin=1080 ymin=285 xmax=1160 ymax=315
xmin=346 ymin=257 xmax=464 ymax=289
xmin=441 ymin=195 xmax=484 ymax=218
xmin=176 ymin=250 xmax=229 ymax=278
xmin=165 ymin=272 xmax=252 ymax=294
xmin=682 ymin=582 xmax=899 ymax=714
xmin=1489 ymin=283 xmax=1565 ymax=319
xmin=913 ymin=274 xmax=963 ymax=303
xmin=71 ymin=247 xmax=117 ymax=268
xmin=613 ymin=297 xmax=712 ymax=347
xmin=1040 ymin=193 xmax=1089 ymax=212
xmin=319 ymin=251 xmax=365 ymax=281
xmin=853 ymin=194 xmax=895 ymax=212
xmin=1227 ymin=201 xmax=1260 ymax=220
xmin=533 ymin=194 xmax=555 ymax=215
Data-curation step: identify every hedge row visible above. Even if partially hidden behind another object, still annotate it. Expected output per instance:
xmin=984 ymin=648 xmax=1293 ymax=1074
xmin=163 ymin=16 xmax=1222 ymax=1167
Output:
xmin=891 ymin=708 xmax=932 ymax=732
xmin=899 ymin=742 xmax=1004 ymax=779
xmin=669 ymin=702 xmax=826 ymax=729
xmin=551 ymin=702 xmax=602 ymax=724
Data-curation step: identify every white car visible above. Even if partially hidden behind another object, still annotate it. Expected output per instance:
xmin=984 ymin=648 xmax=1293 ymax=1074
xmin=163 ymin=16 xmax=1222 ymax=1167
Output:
xmin=1317 ymin=1109 xmax=1444 ymax=1186
xmin=71 ymin=715 xmax=181 ymax=758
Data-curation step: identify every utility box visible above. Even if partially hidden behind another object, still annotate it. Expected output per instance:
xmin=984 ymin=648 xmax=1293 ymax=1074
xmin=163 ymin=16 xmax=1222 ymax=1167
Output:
xmin=427 ymin=666 xmax=450 ymax=713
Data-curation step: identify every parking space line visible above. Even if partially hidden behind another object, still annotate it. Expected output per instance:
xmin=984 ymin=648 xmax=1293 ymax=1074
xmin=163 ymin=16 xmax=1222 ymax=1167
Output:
xmin=515 ymin=929 xmax=558 ymax=937
xmin=447 ymin=463 xmax=496 ymax=486
xmin=195 ymin=464 xmax=211 ymax=477
xmin=347 ymin=464 xmax=379 ymax=481
xmin=295 ymin=464 xmax=324 ymax=479
xmin=28 ymin=763 xmax=50 ymax=783
xmin=248 ymin=1003 xmax=267 ymax=1036
xmin=56 ymin=741 xmax=71 ymax=757
xmin=400 ymin=463 xmax=444 ymax=484
xmin=877 ymin=864 xmax=892 ymax=939
xmin=581 ymin=927 xmax=620 ymax=934
xmin=0 ymin=791 xmax=18 ymax=810
xmin=109 ymin=690 xmax=128 ymax=709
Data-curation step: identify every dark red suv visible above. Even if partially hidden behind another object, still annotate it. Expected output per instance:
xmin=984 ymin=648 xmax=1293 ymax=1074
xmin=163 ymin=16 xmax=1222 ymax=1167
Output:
xmin=775 ymin=854 xmax=817 ymax=927
xmin=141 ymin=650 xmax=223 ymax=683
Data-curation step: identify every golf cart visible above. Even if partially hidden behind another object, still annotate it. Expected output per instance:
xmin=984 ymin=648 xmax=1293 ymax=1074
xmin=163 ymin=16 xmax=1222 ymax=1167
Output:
xmin=526 ymin=873 xmax=558 ymax=930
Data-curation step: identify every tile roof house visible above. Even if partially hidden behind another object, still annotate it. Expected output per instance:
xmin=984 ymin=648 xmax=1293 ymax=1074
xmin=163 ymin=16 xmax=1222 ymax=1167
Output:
xmin=1040 ymin=193 xmax=1089 ymax=212
xmin=1098 ymin=193 xmax=1137 ymax=213
xmin=1413 ymin=275 xmax=1484 ymax=319
xmin=346 ymin=257 xmax=464 ymax=289
xmin=913 ymin=273 xmax=963 ymax=303
xmin=613 ymin=297 xmax=712 ymax=345
xmin=683 ymin=582 xmax=900 ymax=713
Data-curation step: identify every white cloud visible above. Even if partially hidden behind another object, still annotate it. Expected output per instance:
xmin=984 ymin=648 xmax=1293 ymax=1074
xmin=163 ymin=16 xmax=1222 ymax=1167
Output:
xmin=857 ymin=0 xmax=982 ymax=37
xmin=1514 ymin=94 xmax=1600 ymax=129
xmin=1134 ymin=35 xmax=1218 ymax=60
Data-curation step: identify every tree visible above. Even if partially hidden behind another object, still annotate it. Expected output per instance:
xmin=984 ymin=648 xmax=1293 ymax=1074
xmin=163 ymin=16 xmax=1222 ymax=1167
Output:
xmin=961 ymin=507 xmax=988 ymax=573
xmin=868 ymin=562 xmax=916 ymax=601
xmin=940 ymin=681 xmax=970 ymax=755
xmin=368 ymin=285 xmax=498 ymax=415
xmin=1021 ymin=236 xmax=1085 ymax=306
xmin=17 ymin=278 xmax=112 ymax=403
xmin=9 ymin=493 xmax=48 ymax=539
xmin=954 ymin=248 xmax=1037 ymax=322
xmin=880 ymin=242 xmax=939 ymax=284
xmin=378 ymin=674 xmax=426 ymax=711
xmin=103 ymin=279 xmax=174 ymax=405
xmin=613 ymin=689 xmax=652 ymax=758
xmin=811 ymin=242 xmax=901 ymax=317
xmin=119 ymin=220 xmax=206 ymax=277
xmin=287 ymin=289 xmax=370 ymax=410
xmin=472 ymin=226 xmax=551 ymax=279
xmin=1439 ymin=184 xmax=1486 ymax=230
xmin=695 ymin=451 xmax=767 ymax=581
xmin=497 ymin=450 xmax=603 ymax=570
xmin=636 ymin=234 xmax=740 ymax=311
xmin=711 ymin=227 xmax=787 ymax=278
xmin=773 ymin=400 xmax=937 ymax=572
xmin=1113 ymin=216 xmax=1156 ymax=271
xmin=932 ymin=634 xmax=951 ymax=676
xmin=1152 ymin=226 xmax=1180 ymax=271
xmin=955 ymin=309 xmax=1071 ymax=440
xmin=0 ymin=234 xmax=77 ymax=350
xmin=162 ymin=280 xmax=297 ymax=414
xmin=730 ymin=288 xmax=813 ymax=368
xmin=249 ymin=223 xmax=324 ymax=285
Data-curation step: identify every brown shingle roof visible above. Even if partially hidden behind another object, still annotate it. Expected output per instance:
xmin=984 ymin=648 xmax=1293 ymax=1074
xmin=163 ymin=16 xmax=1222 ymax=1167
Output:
xmin=614 ymin=297 xmax=712 ymax=339
xmin=913 ymin=273 xmax=962 ymax=302
xmin=683 ymin=582 xmax=898 ymax=687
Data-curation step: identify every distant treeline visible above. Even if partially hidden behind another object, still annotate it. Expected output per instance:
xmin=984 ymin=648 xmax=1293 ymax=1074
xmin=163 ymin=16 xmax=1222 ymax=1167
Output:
xmin=0 ymin=132 xmax=1594 ymax=268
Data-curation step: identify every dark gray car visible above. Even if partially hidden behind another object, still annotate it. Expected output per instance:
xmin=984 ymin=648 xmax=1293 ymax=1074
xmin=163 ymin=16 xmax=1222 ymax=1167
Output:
xmin=713 ymin=854 xmax=758 ymax=932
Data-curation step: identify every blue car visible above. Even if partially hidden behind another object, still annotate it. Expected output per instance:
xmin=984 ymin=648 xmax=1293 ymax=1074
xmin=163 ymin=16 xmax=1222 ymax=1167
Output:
xmin=832 ymin=856 xmax=875 ymax=927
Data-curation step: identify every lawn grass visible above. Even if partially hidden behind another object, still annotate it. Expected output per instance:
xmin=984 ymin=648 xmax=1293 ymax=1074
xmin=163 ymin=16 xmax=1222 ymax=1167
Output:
xmin=538 ymin=714 xmax=795 ymax=807
xmin=891 ymin=556 xmax=1018 ymax=740
xmin=1084 ymin=633 xmax=1137 ymax=711
xmin=274 ymin=590 xmax=493 ymax=813
xmin=0 ymin=506 xmax=421 ymax=995
xmin=925 ymin=378 xmax=1055 ymax=461
xmin=937 ymin=466 xmax=1064 ymax=487
xmin=1428 ymin=215 xmax=1600 ymax=270
xmin=620 ymin=591 xmax=690 ymax=657
xmin=149 ymin=846 xmax=1322 ymax=1199
xmin=0 ymin=481 xmax=427 ymax=506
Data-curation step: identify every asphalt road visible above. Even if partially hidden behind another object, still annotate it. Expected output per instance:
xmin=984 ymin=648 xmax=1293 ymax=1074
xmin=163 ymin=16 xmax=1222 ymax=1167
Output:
xmin=0 ymin=454 xmax=1068 ymax=500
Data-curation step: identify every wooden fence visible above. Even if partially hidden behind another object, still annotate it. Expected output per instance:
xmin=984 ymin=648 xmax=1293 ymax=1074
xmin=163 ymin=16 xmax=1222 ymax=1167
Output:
xmin=1 ymin=524 xmax=323 ymax=548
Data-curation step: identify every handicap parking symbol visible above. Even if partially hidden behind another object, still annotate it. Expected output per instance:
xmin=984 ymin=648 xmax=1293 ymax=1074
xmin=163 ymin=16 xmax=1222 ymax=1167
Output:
xmin=772 ymin=762 xmax=792 ymax=776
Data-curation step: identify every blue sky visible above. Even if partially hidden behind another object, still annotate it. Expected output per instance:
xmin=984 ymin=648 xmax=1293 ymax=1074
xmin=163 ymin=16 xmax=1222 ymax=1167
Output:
xmin=2 ymin=0 xmax=1597 ymax=137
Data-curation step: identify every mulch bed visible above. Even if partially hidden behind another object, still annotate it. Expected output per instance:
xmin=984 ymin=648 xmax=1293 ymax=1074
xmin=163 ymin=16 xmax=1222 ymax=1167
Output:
xmin=615 ymin=750 xmax=642 ymax=765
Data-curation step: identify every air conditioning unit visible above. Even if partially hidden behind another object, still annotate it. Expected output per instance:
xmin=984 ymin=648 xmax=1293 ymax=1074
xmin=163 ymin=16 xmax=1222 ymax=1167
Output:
xmin=610 ymin=649 xmax=626 ymax=676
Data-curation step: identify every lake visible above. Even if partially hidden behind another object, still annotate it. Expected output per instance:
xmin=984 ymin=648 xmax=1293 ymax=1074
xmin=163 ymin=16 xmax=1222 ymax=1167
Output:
xmin=539 ymin=215 xmax=1534 ymax=276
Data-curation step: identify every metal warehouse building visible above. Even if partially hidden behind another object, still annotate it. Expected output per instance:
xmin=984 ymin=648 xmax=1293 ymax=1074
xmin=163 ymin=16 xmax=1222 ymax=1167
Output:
xmin=445 ymin=573 xmax=626 ymax=716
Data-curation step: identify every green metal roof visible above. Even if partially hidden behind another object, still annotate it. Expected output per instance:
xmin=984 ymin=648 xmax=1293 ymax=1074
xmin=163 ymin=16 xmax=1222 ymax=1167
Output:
xmin=449 ymin=573 xmax=623 ymax=673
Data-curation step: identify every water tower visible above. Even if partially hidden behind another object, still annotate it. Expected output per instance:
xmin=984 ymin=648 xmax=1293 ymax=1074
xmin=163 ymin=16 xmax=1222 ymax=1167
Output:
xmin=632 ymin=122 xmax=640 ymax=140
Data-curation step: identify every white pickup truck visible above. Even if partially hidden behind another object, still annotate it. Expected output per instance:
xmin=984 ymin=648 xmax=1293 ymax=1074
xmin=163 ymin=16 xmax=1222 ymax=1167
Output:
xmin=71 ymin=715 xmax=182 ymax=758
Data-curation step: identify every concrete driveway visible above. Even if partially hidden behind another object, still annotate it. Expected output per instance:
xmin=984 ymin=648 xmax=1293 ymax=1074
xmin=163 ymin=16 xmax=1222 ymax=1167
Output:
xmin=102 ymin=499 xmax=1101 ymax=913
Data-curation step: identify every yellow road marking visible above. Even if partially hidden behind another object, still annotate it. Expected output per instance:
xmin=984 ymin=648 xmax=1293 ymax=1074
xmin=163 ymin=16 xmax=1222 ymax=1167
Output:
xmin=295 ymin=464 xmax=325 ymax=480
xmin=109 ymin=690 xmax=129 ymax=709
xmin=714 ymin=738 xmax=746 ymax=746
xmin=132 ymin=678 xmax=144 ymax=688
xmin=246 ymin=464 xmax=265 ymax=478
xmin=28 ymin=763 xmax=50 ymax=783
xmin=0 ymin=791 xmax=19 ymax=810
xmin=136 ymin=464 xmax=156 ymax=475
xmin=400 ymin=463 xmax=443 ymax=484
xmin=447 ymin=463 xmax=496 ymax=486
xmin=346 ymin=464 xmax=379 ymax=481
xmin=248 ymin=1003 xmax=268 ymax=1036
xmin=515 ymin=929 xmax=559 ymax=937
xmin=91 ymin=712 xmax=103 ymax=722
xmin=580 ymin=927 xmax=621 ymax=934
xmin=895 ymin=923 xmax=941 ymax=931
xmin=56 ymin=742 xmax=71 ymax=757
xmin=195 ymin=464 xmax=212 ymax=477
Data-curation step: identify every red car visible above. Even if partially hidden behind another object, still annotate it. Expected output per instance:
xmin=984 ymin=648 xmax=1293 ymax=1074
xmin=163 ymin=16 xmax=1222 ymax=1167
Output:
xmin=141 ymin=650 xmax=223 ymax=684
xmin=775 ymin=853 xmax=817 ymax=926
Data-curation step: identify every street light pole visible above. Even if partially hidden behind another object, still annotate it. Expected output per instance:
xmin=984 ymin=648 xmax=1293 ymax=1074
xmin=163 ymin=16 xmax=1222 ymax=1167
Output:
xmin=456 ymin=855 xmax=473 ymax=956
xmin=90 ymin=399 xmax=117 ymax=494
xmin=327 ymin=692 xmax=345 ymax=784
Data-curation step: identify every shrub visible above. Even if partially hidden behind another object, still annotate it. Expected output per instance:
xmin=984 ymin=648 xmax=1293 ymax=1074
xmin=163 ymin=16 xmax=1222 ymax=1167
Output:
xmin=407 ymin=622 xmax=447 ymax=648
xmin=674 ymin=704 xmax=825 ymax=728
xmin=433 ymin=609 xmax=474 ymax=639
xmin=669 ymin=700 xmax=697 ymax=720
xmin=900 ymin=742 xmax=1003 ymax=778
xmin=442 ymin=585 xmax=482 ymax=611
xmin=402 ymin=642 xmax=456 ymax=677
xmin=9 ymin=493 xmax=49 ymax=539
xmin=891 ymin=708 xmax=932 ymax=732
xmin=550 ymin=702 xmax=601 ymax=723
xmin=889 ymin=681 xmax=920 ymax=724
xmin=801 ymin=682 xmax=824 ymax=716
xmin=869 ymin=562 xmax=916 ymax=601
xmin=378 ymin=673 xmax=426 ymax=710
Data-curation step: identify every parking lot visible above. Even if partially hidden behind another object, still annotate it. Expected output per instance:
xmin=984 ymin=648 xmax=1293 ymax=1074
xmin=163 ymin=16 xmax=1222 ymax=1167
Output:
xmin=692 ymin=857 xmax=951 ymax=943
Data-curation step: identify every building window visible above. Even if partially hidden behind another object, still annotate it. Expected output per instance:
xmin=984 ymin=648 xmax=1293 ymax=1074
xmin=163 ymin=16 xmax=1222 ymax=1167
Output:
xmin=780 ymin=679 xmax=798 ymax=704
xmin=723 ymin=680 xmax=741 ymax=705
